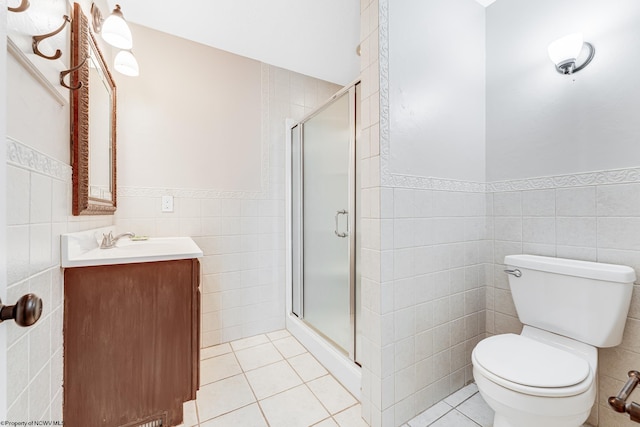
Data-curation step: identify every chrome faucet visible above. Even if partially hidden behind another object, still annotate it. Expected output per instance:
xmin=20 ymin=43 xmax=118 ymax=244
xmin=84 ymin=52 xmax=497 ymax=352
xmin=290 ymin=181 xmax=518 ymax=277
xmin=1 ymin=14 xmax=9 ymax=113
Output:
xmin=100 ymin=231 xmax=135 ymax=249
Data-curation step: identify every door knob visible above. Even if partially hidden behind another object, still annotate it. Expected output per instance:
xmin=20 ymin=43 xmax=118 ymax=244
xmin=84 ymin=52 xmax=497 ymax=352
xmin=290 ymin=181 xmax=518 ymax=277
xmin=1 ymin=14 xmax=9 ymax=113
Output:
xmin=0 ymin=293 xmax=43 ymax=327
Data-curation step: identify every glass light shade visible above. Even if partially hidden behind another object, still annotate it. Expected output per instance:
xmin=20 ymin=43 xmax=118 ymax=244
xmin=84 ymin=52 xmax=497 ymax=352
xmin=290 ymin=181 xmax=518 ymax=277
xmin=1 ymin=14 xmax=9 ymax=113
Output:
xmin=101 ymin=5 xmax=133 ymax=50
xmin=548 ymin=33 xmax=584 ymax=66
xmin=114 ymin=50 xmax=139 ymax=77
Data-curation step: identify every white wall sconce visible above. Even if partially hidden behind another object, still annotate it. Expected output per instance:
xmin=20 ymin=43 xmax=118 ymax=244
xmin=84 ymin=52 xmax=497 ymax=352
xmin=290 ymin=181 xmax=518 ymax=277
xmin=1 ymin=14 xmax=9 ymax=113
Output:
xmin=547 ymin=33 xmax=595 ymax=75
xmin=91 ymin=3 xmax=139 ymax=77
xmin=114 ymin=50 xmax=139 ymax=77
xmin=91 ymin=3 xmax=132 ymax=50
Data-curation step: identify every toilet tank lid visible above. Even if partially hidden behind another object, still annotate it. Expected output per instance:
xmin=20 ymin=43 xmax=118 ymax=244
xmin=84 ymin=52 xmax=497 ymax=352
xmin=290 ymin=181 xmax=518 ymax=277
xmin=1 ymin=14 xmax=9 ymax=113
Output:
xmin=504 ymin=254 xmax=636 ymax=283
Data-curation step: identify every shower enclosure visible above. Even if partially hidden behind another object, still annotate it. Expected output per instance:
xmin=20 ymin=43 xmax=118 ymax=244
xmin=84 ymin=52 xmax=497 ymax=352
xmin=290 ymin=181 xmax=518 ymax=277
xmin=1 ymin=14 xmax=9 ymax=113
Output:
xmin=286 ymin=82 xmax=361 ymax=396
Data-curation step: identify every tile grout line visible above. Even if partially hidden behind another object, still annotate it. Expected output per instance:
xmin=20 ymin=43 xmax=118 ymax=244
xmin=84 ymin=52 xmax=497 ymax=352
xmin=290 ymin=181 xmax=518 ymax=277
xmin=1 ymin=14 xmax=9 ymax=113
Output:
xmin=233 ymin=337 xmax=272 ymax=427
xmin=196 ymin=332 xmax=367 ymax=427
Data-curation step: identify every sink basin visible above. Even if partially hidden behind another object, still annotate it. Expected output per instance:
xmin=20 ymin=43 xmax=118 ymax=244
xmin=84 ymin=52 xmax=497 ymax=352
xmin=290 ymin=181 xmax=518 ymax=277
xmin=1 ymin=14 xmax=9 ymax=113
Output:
xmin=61 ymin=227 xmax=203 ymax=268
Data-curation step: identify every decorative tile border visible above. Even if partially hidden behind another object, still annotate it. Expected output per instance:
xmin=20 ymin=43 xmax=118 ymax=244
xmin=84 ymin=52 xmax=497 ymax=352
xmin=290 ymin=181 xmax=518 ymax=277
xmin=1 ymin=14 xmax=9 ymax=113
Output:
xmin=390 ymin=173 xmax=487 ymax=192
xmin=378 ymin=0 xmax=392 ymax=188
xmin=488 ymin=167 xmax=640 ymax=192
xmin=385 ymin=166 xmax=640 ymax=193
xmin=6 ymin=136 xmax=71 ymax=181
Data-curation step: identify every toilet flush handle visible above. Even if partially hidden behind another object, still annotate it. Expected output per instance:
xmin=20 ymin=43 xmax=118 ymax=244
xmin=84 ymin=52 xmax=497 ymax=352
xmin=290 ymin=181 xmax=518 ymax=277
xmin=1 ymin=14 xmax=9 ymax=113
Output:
xmin=504 ymin=268 xmax=522 ymax=278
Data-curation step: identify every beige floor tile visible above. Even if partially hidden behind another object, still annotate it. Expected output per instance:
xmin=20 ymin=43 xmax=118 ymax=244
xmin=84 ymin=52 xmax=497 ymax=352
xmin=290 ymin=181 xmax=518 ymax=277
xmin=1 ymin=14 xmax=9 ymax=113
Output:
xmin=245 ymin=360 xmax=303 ymax=400
xmin=307 ymin=375 xmax=357 ymax=414
xmin=289 ymin=353 xmax=329 ymax=382
xmin=313 ymin=418 xmax=340 ymax=427
xmin=333 ymin=404 xmax=368 ymax=427
xmin=267 ymin=329 xmax=291 ymax=341
xmin=196 ymin=374 xmax=256 ymax=422
xmin=200 ymin=403 xmax=268 ymax=427
xmin=201 ymin=343 xmax=232 ymax=360
xmin=273 ymin=336 xmax=308 ymax=358
xmin=182 ymin=399 xmax=198 ymax=427
xmin=231 ymin=334 xmax=270 ymax=351
xmin=235 ymin=342 xmax=283 ymax=371
xmin=456 ymin=393 xmax=493 ymax=427
xmin=260 ymin=384 xmax=330 ymax=427
xmin=429 ymin=410 xmax=479 ymax=427
xmin=200 ymin=352 xmax=242 ymax=385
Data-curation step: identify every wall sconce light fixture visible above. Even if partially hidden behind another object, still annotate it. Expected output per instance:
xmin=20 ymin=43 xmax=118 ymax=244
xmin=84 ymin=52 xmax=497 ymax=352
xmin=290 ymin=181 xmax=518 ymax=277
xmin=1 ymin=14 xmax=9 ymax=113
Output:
xmin=91 ymin=3 xmax=139 ymax=77
xmin=100 ymin=4 xmax=133 ymax=49
xmin=114 ymin=50 xmax=139 ymax=77
xmin=92 ymin=3 xmax=132 ymax=50
xmin=547 ymin=33 xmax=595 ymax=75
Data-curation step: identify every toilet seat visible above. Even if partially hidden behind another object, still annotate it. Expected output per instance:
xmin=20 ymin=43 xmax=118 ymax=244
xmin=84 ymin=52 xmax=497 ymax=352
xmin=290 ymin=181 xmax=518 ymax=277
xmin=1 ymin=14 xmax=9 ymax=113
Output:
xmin=472 ymin=334 xmax=593 ymax=398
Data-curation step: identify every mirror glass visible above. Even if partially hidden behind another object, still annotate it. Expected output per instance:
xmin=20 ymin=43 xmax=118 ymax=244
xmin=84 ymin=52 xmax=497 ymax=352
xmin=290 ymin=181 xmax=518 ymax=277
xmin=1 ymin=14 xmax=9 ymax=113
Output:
xmin=71 ymin=2 xmax=116 ymax=215
xmin=87 ymin=38 xmax=113 ymax=202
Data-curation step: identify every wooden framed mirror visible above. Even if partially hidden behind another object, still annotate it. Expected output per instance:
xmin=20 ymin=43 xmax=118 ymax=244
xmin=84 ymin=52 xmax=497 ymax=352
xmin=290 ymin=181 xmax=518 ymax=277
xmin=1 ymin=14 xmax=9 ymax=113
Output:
xmin=70 ymin=2 xmax=117 ymax=215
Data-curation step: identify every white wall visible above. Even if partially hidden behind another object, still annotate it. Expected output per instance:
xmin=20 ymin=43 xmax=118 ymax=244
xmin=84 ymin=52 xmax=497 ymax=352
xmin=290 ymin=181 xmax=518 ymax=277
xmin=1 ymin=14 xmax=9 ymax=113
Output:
xmin=486 ymin=0 xmax=640 ymax=182
xmin=116 ymin=24 xmax=263 ymax=192
xmin=388 ymin=0 xmax=485 ymax=182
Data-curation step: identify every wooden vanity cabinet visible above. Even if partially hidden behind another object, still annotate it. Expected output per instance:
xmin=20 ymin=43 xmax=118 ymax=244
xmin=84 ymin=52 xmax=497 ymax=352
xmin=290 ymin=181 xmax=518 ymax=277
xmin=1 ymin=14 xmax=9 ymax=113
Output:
xmin=63 ymin=258 xmax=200 ymax=427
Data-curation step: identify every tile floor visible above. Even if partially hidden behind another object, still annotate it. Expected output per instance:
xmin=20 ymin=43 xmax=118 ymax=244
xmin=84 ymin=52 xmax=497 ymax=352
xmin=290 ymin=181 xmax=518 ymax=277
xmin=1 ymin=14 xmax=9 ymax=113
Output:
xmin=178 ymin=329 xmax=365 ymax=427
xmin=178 ymin=330 xmax=591 ymax=427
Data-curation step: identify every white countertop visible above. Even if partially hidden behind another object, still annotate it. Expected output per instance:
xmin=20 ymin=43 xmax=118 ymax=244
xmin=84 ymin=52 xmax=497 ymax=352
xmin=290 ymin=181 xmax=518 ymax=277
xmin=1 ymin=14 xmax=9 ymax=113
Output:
xmin=61 ymin=227 xmax=203 ymax=268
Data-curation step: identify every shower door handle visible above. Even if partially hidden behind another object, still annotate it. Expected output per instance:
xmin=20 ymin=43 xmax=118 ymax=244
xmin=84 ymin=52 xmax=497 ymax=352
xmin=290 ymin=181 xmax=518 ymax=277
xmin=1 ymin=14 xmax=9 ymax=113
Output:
xmin=334 ymin=210 xmax=348 ymax=238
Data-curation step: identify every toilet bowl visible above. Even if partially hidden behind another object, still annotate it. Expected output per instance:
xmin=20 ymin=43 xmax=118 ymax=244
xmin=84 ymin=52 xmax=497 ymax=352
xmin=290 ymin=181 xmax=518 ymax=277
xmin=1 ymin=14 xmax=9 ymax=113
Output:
xmin=472 ymin=255 xmax=636 ymax=427
xmin=472 ymin=326 xmax=597 ymax=427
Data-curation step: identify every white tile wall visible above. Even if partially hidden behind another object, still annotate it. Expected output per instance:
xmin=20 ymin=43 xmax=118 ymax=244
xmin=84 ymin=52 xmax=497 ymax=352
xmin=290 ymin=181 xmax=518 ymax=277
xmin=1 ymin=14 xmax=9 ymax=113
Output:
xmin=486 ymin=182 xmax=640 ymax=427
xmin=6 ymin=139 xmax=113 ymax=422
xmin=365 ymin=186 xmax=489 ymax=427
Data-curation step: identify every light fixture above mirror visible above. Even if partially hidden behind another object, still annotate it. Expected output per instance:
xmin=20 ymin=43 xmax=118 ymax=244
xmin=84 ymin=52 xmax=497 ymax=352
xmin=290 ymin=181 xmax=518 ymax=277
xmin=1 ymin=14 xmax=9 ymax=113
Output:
xmin=97 ymin=4 xmax=132 ymax=49
xmin=548 ymin=33 xmax=595 ymax=75
xmin=114 ymin=49 xmax=139 ymax=76
xmin=91 ymin=3 xmax=139 ymax=77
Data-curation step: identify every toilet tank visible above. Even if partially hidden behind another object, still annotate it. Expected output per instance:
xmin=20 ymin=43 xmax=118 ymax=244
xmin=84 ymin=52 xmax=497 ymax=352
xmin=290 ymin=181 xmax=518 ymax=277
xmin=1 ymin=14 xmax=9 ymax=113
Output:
xmin=504 ymin=254 xmax=636 ymax=348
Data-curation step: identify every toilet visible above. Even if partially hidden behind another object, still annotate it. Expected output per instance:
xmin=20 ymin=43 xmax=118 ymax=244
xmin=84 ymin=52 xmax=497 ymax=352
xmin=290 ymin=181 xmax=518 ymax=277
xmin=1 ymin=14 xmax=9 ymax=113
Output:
xmin=472 ymin=254 xmax=636 ymax=427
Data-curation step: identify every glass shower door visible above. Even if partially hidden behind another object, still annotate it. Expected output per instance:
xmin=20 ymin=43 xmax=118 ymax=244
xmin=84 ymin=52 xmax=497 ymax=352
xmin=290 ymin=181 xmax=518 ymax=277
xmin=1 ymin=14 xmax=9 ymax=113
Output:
xmin=301 ymin=92 xmax=353 ymax=354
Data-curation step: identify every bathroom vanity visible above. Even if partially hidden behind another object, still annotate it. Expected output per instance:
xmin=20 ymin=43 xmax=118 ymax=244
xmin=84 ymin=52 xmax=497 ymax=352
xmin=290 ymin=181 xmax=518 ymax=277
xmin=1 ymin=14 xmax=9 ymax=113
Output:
xmin=61 ymin=229 xmax=203 ymax=427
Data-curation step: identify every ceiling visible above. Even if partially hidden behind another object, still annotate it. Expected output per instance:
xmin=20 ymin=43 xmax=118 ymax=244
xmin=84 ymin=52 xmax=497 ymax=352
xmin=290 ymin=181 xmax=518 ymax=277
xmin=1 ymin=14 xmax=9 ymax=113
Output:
xmin=104 ymin=0 xmax=497 ymax=86
xmin=105 ymin=0 xmax=361 ymax=86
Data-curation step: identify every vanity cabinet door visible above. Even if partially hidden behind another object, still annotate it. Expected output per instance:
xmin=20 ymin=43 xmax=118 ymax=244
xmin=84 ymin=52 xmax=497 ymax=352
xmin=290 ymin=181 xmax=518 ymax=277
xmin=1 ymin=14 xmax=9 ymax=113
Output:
xmin=63 ymin=258 xmax=200 ymax=427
